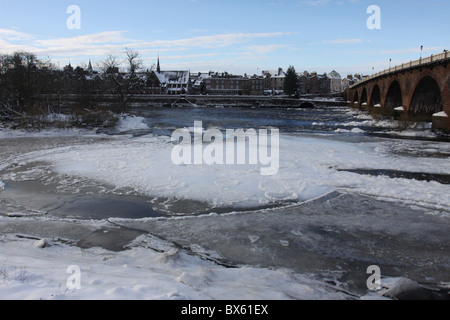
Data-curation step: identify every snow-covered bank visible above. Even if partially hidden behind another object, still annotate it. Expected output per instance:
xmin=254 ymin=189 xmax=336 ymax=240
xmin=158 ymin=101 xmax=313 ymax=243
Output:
xmin=0 ymin=127 xmax=99 ymax=139
xmin=0 ymin=234 xmax=350 ymax=300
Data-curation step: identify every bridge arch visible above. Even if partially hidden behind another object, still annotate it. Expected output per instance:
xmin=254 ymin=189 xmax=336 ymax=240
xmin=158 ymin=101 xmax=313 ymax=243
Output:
xmin=369 ymin=85 xmax=381 ymax=107
xmin=384 ymin=80 xmax=403 ymax=110
xmin=408 ymin=76 xmax=442 ymax=118
xmin=352 ymin=91 xmax=359 ymax=106
xmin=299 ymin=101 xmax=315 ymax=109
xmin=360 ymin=88 xmax=368 ymax=108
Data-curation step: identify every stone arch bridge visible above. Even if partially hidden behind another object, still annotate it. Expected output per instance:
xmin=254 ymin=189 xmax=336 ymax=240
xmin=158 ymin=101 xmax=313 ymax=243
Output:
xmin=345 ymin=52 xmax=450 ymax=131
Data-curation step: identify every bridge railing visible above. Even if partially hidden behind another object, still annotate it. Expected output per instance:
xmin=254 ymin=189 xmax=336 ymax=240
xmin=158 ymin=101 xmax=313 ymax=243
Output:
xmin=348 ymin=51 xmax=449 ymax=89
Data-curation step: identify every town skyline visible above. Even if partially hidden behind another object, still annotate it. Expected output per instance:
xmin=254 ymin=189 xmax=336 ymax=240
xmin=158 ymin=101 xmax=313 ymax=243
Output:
xmin=1 ymin=0 xmax=449 ymax=77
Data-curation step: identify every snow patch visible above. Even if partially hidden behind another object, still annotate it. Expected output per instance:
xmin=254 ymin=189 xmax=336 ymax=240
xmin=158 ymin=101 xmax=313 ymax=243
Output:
xmin=335 ymin=128 xmax=364 ymax=134
xmin=117 ymin=115 xmax=149 ymax=132
xmin=351 ymin=128 xmax=365 ymax=134
xmin=433 ymin=111 xmax=448 ymax=118
xmin=335 ymin=128 xmax=351 ymax=133
xmin=44 ymin=113 xmax=72 ymax=123
xmin=0 ymin=235 xmax=348 ymax=300
xmin=0 ymin=127 xmax=98 ymax=139
xmin=32 ymin=239 xmax=52 ymax=249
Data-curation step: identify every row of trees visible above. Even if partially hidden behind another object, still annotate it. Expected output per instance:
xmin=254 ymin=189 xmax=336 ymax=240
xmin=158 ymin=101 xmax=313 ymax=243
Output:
xmin=0 ymin=49 xmax=150 ymax=121
xmin=0 ymin=51 xmax=49 ymax=116
xmin=0 ymin=49 xmax=155 ymax=126
xmin=1 ymin=49 xmax=302 ymax=126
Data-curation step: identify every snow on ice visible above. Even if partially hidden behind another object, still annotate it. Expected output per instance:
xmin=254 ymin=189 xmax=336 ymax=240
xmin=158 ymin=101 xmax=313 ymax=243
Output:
xmin=116 ymin=115 xmax=149 ymax=132
xmin=11 ymin=131 xmax=449 ymax=212
xmin=0 ymin=234 xmax=348 ymax=300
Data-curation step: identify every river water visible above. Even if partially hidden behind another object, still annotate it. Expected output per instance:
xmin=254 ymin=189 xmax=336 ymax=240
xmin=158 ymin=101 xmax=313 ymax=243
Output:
xmin=0 ymin=104 xmax=449 ymax=298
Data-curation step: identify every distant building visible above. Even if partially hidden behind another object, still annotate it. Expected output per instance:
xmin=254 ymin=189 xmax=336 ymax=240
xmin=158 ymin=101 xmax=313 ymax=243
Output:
xmin=262 ymin=68 xmax=285 ymax=94
xmin=63 ymin=63 xmax=73 ymax=74
xmin=341 ymin=77 xmax=353 ymax=91
xmin=204 ymin=73 xmax=248 ymax=95
xmin=341 ymin=74 xmax=369 ymax=91
xmin=201 ymin=73 xmax=265 ymax=96
xmin=298 ymin=71 xmax=330 ymax=95
xmin=145 ymin=57 xmax=191 ymax=95
xmin=156 ymin=70 xmax=190 ymax=95
xmin=190 ymin=72 xmax=213 ymax=94
xmin=248 ymin=75 xmax=264 ymax=96
xmin=328 ymin=70 xmax=342 ymax=93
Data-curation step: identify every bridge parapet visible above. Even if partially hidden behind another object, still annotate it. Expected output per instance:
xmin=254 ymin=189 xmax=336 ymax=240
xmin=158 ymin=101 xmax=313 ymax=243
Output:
xmin=349 ymin=52 xmax=449 ymax=89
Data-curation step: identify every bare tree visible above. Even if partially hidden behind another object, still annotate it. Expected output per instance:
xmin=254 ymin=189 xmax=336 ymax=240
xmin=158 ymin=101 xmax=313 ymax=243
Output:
xmin=125 ymin=48 xmax=142 ymax=77
xmin=124 ymin=48 xmax=143 ymax=95
xmin=99 ymin=53 xmax=122 ymax=75
xmin=98 ymin=52 xmax=128 ymax=112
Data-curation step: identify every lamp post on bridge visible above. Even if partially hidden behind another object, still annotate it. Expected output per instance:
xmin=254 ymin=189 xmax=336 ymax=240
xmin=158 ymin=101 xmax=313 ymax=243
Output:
xmin=420 ymin=45 xmax=423 ymax=64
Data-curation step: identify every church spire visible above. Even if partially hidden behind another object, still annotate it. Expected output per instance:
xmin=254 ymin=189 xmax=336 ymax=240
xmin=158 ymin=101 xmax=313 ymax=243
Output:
xmin=157 ymin=54 xmax=161 ymax=73
xmin=88 ymin=59 xmax=93 ymax=73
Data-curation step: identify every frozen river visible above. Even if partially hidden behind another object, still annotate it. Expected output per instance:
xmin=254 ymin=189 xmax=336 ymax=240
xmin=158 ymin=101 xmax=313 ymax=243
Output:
xmin=0 ymin=104 xmax=449 ymax=300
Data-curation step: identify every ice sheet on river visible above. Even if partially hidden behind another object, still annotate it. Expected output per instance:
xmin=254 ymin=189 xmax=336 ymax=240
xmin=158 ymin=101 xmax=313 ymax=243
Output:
xmin=0 ymin=110 xmax=449 ymax=299
xmin=110 ymin=192 xmax=450 ymax=294
xmin=3 ymin=132 xmax=450 ymax=214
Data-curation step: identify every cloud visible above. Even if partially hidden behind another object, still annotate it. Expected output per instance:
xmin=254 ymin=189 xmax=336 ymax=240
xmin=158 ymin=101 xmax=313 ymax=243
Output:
xmin=0 ymin=29 xmax=297 ymax=74
xmin=321 ymin=38 xmax=365 ymax=45
xmin=0 ymin=28 xmax=33 ymax=41
xmin=34 ymin=31 xmax=130 ymax=47
xmin=139 ymin=32 xmax=294 ymax=49
xmin=0 ymin=29 xmax=294 ymax=60
xmin=300 ymin=0 xmax=361 ymax=6
xmin=301 ymin=0 xmax=331 ymax=6
xmin=0 ymin=29 xmax=132 ymax=57
xmin=243 ymin=44 xmax=288 ymax=55
xmin=346 ymin=46 xmax=445 ymax=56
